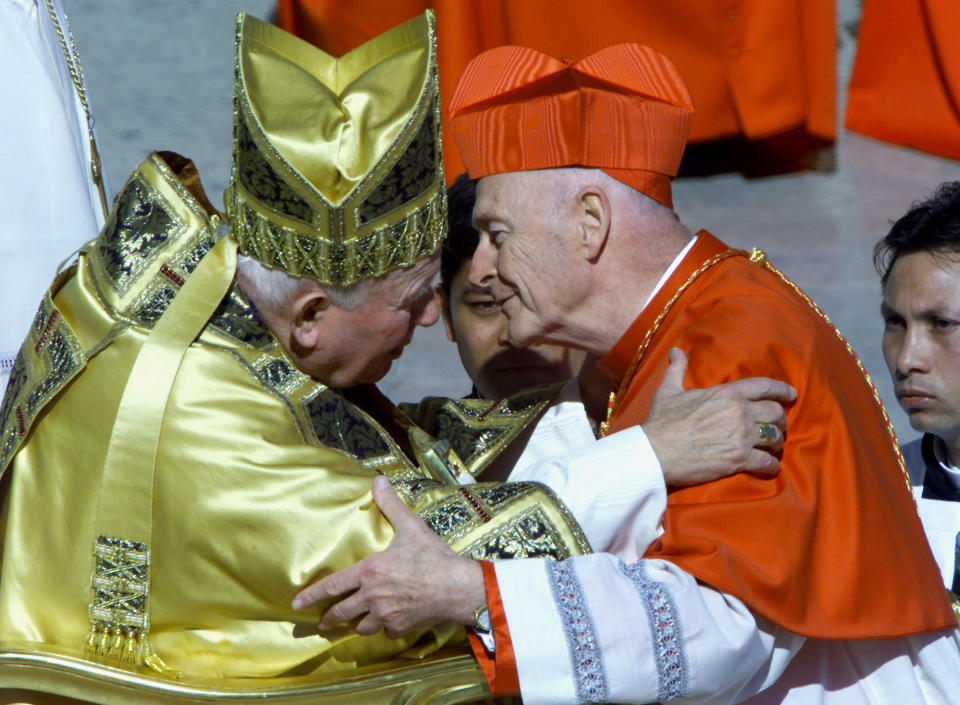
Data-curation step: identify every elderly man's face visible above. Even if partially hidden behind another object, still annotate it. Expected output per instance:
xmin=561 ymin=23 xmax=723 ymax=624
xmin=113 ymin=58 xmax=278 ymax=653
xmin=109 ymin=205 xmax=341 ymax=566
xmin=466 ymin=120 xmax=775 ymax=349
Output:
xmin=306 ymin=255 xmax=440 ymax=387
xmin=882 ymin=251 xmax=960 ymax=446
xmin=469 ymin=171 xmax=579 ymax=348
xmin=440 ymin=257 xmax=583 ymax=399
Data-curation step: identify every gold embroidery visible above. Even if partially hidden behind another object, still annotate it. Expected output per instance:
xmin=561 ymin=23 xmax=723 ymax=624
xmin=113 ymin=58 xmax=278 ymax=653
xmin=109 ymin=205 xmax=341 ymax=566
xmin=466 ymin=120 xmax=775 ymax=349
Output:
xmin=86 ymin=536 xmax=172 ymax=673
xmin=96 ymin=176 xmax=180 ymax=297
xmin=401 ymin=385 xmax=560 ymax=477
xmin=0 ymin=296 xmax=85 ymax=476
xmin=462 ymin=506 xmax=572 ymax=561
xmin=85 ymin=154 xmax=220 ymax=328
xmin=226 ymin=14 xmax=446 ymax=286
xmin=88 ymin=536 xmax=150 ymax=636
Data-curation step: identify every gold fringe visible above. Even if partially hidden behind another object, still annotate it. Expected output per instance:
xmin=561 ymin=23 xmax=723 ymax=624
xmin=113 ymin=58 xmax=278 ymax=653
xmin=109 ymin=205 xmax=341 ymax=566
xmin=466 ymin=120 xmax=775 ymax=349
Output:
xmin=84 ymin=624 xmax=179 ymax=677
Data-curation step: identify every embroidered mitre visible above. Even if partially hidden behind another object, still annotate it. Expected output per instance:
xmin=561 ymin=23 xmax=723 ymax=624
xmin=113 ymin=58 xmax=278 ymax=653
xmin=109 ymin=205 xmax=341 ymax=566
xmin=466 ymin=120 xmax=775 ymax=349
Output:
xmin=226 ymin=12 xmax=446 ymax=285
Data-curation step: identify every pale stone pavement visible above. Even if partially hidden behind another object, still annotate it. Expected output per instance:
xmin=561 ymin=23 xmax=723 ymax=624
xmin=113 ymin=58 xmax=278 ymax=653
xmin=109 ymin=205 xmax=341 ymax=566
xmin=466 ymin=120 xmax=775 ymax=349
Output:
xmin=58 ymin=0 xmax=960 ymax=444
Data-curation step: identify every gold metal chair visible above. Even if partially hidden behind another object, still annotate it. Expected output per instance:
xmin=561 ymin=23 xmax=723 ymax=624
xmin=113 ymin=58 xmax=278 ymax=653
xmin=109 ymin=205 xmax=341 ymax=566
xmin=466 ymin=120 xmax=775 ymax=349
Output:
xmin=0 ymin=642 xmax=513 ymax=705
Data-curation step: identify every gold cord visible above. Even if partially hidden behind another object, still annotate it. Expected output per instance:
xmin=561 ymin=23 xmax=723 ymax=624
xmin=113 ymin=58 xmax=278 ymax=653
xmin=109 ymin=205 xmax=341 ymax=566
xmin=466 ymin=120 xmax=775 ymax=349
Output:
xmin=599 ymin=249 xmax=741 ymax=436
xmin=42 ymin=0 xmax=110 ymax=219
xmin=600 ymin=246 xmax=914 ymax=500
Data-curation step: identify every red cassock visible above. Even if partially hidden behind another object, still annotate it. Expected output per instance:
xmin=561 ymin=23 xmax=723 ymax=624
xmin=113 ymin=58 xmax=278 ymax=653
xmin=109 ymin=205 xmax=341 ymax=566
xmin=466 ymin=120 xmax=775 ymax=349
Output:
xmin=846 ymin=0 xmax=960 ymax=161
xmin=599 ymin=231 xmax=955 ymax=639
xmin=276 ymin=0 xmax=836 ymax=183
xmin=470 ymin=232 xmax=955 ymax=693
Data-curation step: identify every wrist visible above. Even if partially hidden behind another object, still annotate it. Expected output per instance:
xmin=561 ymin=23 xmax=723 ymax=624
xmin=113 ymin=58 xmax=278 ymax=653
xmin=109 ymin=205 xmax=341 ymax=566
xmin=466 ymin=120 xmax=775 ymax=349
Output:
xmin=449 ymin=557 xmax=487 ymax=625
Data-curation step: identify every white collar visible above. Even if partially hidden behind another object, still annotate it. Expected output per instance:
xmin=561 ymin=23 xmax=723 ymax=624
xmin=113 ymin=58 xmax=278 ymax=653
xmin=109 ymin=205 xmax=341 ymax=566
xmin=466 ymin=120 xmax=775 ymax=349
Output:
xmin=641 ymin=235 xmax=698 ymax=311
xmin=929 ymin=435 xmax=960 ymax=492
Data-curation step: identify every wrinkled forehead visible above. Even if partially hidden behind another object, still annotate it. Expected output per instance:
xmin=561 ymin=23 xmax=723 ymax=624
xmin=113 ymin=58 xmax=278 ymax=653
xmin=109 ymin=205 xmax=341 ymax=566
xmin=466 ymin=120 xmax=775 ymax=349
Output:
xmin=473 ymin=171 xmax=555 ymax=224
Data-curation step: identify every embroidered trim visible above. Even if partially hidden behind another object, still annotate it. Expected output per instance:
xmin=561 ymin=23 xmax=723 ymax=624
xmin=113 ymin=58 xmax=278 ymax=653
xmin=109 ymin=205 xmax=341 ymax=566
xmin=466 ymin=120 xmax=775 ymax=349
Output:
xmin=620 ymin=560 xmax=689 ymax=701
xmin=1 ymin=352 xmax=18 ymax=371
xmin=459 ymin=486 xmax=492 ymax=522
xmin=545 ymin=560 xmax=608 ymax=704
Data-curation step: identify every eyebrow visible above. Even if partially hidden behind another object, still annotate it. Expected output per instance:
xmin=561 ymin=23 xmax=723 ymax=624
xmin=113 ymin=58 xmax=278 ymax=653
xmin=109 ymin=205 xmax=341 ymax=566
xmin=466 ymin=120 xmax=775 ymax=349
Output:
xmin=881 ymin=302 xmax=959 ymax=320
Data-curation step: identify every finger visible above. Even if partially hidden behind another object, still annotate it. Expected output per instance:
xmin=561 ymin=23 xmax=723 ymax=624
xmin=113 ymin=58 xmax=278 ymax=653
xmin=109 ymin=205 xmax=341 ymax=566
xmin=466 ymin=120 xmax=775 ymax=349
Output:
xmin=748 ymin=400 xmax=788 ymax=430
xmin=754 ymin=422 xmax=784 ymax=452
xmin=318 ymin=591 xmax=369 ymax=631
xmin=371 ymin=475 xmax=420 ymax=531
xmin=729 ymin=377 xmax=797 ymax=403
xmin=292 ymin=565 xmax=361 ymax=611
xmin=354 ymin=612 xmax=384 ymax=637
xmin=657 ymin=348 xmax=689 ymax=395
xmin=741 ymin=448 xmax=781 ymax=474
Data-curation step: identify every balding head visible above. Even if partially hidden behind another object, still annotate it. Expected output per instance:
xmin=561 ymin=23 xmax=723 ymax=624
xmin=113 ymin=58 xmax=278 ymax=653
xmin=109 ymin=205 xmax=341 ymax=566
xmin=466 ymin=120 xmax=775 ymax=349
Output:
xmin=469 ymin=167 xmax=691 ymax=356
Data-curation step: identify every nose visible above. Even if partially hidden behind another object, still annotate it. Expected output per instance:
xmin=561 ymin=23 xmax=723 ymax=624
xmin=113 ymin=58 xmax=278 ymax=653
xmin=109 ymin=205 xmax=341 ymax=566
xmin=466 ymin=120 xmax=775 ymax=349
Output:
xmin=468 ymin=235 xmax=498 ymax=289
xmin=894 ymin=327 xmax=930 ymax=377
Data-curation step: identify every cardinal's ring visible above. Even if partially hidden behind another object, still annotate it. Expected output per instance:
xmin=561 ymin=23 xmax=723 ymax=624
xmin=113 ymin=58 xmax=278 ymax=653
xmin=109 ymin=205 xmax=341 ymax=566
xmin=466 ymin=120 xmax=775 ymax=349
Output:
xmin=757 ymin=422 xmax=778 ymax=447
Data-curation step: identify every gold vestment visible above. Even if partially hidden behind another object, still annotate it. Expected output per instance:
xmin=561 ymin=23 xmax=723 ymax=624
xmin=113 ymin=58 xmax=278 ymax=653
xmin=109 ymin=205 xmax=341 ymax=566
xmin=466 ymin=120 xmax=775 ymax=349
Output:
xmin=0 ymin=152 xmax=589 ymax=682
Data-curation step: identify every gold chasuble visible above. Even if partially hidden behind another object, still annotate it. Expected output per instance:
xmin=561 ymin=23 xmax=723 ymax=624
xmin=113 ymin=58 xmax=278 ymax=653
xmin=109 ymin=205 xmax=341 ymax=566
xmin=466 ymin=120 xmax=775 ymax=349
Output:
xmin=0 ymin=150 xmax=586 ymax=681
xmin=0 ymin=13 xmax=588 ymax=695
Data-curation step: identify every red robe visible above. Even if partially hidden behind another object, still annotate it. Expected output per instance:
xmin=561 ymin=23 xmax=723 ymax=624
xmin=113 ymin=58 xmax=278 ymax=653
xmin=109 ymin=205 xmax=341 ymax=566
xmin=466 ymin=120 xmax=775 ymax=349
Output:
xmin=846 ymin=0 xmax=960 ymax=161
xmin=599 ymin=231 xmax=955 ymax=639
xmin=470 ymin=231 xmax=955 ymax=692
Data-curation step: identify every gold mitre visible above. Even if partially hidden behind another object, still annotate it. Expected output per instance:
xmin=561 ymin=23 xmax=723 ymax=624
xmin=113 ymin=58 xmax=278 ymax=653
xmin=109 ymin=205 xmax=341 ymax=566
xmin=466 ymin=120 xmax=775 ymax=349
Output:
xmin=226 ymin=12 xmax=445 ymax=285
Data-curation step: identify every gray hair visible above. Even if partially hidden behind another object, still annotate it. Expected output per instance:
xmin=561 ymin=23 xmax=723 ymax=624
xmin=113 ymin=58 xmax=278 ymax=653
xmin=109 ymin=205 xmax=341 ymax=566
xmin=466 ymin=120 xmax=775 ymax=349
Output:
xmin=236 ymin=255 xmax=373 ymax=311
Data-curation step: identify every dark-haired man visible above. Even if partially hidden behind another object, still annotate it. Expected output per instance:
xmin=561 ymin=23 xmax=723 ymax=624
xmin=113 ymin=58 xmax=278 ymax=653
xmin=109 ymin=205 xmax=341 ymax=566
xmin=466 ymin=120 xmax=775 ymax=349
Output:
xmin=877 ymin=181 xmax=960 ymax=593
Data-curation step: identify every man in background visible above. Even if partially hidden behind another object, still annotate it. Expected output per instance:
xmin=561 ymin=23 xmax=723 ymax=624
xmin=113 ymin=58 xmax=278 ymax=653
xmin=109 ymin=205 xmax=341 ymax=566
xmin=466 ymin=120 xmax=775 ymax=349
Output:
xmin=877 ymin=181 xmax=960 ymax=593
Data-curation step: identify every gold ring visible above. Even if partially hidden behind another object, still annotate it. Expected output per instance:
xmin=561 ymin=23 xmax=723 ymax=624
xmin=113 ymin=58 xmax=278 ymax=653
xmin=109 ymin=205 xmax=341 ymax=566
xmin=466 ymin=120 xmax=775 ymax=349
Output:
xmin=757 ymin=422 xmax=778 ymax=447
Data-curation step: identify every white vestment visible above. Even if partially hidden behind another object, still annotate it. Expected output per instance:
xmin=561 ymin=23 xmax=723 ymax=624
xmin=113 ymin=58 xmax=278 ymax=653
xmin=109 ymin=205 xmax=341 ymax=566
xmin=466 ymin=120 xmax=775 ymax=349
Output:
xmin=492 ymin=361 xmax=960 ymax=705
xmin=0 ymin=0 xmax=107 ymax=390
xmin=902 ymin=436 xmax=960 ymax=589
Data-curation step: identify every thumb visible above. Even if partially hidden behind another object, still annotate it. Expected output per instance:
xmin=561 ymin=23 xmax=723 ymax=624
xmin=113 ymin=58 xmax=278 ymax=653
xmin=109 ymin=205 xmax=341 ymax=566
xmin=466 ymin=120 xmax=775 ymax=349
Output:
xmin=657 ymin=348 xmax=689 ymax=396
xmin=372 ymin=475 xmax=418 ymax=530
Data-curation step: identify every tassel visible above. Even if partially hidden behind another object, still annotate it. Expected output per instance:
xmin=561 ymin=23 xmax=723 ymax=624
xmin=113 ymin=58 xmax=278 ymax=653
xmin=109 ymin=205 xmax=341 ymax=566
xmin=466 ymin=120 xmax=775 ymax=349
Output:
xmin=106 ymin=627 xmax=125 ymax=661
xmin=84 ymin=622 xmax=180 ymax=677
xmin=85 ymin=623 xmax=101 ymax=653
xmin=120 ymin=629 xmax=141 ymax=664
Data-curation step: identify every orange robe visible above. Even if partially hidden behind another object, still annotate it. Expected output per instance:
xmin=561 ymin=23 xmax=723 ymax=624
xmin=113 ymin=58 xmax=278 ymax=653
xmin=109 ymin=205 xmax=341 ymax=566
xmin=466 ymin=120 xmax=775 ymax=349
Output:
xmin=845 ymin=0 xmax=960 ymax=161
xmin=598 ymin=231 xmax=955 ymax=639
xmin=277 ymin=0 xmax=836 ymax=182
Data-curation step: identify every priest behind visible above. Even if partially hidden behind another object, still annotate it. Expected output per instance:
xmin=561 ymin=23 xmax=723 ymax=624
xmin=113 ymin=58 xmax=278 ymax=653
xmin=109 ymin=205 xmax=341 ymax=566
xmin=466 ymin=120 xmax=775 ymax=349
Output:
xmin=297 ymin=42 xmax=960 ymax=704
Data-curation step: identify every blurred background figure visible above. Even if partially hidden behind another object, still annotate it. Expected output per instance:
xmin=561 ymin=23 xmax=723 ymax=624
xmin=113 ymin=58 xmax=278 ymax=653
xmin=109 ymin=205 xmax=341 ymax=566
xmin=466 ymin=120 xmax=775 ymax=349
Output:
xmin=0 ymin=0 xmax=110 ymax=390
xmin=278 ymin=0 xmax=837 ymax=181
xmin=846 ymin=0 xmax=960 ymax=161
xmin=877 ymin=182 xmax=960 ymax=593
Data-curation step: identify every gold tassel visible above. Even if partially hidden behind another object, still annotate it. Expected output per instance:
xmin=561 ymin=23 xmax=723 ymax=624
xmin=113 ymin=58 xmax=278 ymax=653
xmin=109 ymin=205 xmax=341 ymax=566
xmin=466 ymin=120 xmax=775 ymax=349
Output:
xmin=84 ymin=623 xmax=180 ymax=677
xmin=121 ymin=629 xmax=141 ymax=664
xmin=85 ymin=623 xmax=101 ymax=653
xmin=106 ymin=627 xmax=125 ymax=661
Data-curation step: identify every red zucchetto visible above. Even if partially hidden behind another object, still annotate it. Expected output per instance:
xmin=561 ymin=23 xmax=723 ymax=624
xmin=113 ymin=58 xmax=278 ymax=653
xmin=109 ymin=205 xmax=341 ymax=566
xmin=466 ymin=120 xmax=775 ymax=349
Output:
xmin=448 ymin=43 xmax=694 ymax=208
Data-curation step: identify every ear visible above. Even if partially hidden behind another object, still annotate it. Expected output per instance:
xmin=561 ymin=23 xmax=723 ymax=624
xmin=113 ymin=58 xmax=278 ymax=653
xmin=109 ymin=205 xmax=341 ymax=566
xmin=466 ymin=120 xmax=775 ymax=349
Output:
xmin=576 ymin=186 xmax=611 ymax=262
xmin=435 ymin=285 xmax=456 ymax=342
xmin=290 ymin=289 xmax=329 ymax=352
